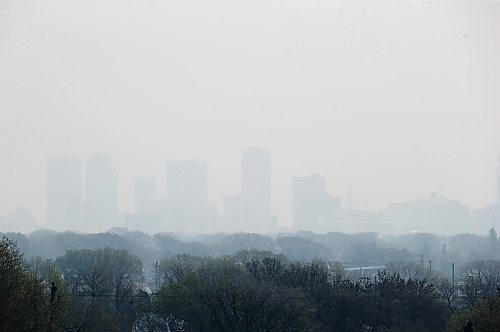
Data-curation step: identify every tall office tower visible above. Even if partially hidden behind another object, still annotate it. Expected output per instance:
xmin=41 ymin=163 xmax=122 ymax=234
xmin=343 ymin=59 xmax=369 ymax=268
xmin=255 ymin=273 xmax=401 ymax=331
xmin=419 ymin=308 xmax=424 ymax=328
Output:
xmin=497 ymin=156 xmax=500 ymax=205
xmin=241 ymin=147 xmax=272 ymax=232
xmin=167 ymin=161 xmax=208 ymax=207
xmin=47 ymin=157 xmax=82 ymax=231
xmin=129 ymin=177 xmax=161 ymax=234
xmin=85 ymin=155 xmax=118 ymax=232
xmin=223 ymin=193 xmax=247 ymax=232
xmin=345 ymin=189 xmax=353 ymax=211
xmin=293 ymin=174 xmax=338 ymax=232
xmin=134 ymin=177 xmax=156 ymax=214
xmin=165 ymin=161 xmax=215 ymax=233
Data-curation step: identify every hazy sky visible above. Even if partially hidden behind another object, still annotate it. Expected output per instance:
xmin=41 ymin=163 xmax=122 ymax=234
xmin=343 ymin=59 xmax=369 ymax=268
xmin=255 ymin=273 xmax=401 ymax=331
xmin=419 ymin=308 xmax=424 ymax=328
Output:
xmin=1 ymin=0 xmax=499 ymax=227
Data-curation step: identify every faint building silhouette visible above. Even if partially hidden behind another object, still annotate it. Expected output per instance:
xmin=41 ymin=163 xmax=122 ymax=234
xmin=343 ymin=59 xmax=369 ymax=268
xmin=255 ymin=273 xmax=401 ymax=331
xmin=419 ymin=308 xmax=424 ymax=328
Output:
xmin=164 ymin=161 xmax=216 ymax=233
xmin=345 ymin=189 xmax=353 ymax=211
xmin=84 ymin=155 xmax=118 ymax=232
xmin=167 ymin=161 xmax=208 ymax=209
xmin=292 ymin=174 xmax=341 ymax=232
xmin=135 ymin=177 xmax=156 ymax=214
xmin=46 ymin=157 xmax=82 ymax=231
xmin=242 ymin=147 xmax=272 ymax=232
xmin=383 ymin=192 xmax=471 ymax=234
xmin=224 ymin=148 xmax=273 ymax=233
xmin=223 ymin=193 xmax=247 ymax=232
xmin=497 ymin=156 xmax=500 ymax=205
xmin=472 ymin=156 xmax=500 ymax=233
xmin=127 ymin=176 xmax=162 ymax=234
xmin=0 ymin=207 xmax=38 ymax=233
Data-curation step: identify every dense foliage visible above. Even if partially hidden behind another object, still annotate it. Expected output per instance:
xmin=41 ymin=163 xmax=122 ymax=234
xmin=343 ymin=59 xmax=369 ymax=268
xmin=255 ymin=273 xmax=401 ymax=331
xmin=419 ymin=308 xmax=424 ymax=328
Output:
xmin=1 ymin=233 xmax=500 ymax=331
xmin=0 ymin=236 xmax=55 ymax=331
xmin=152 ymin=256 xmax=448 ymax=331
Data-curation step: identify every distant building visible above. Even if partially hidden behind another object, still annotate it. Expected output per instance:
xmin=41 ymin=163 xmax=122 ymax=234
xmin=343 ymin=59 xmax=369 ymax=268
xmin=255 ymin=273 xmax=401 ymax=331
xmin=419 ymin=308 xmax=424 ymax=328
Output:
xmin=242 ymin=148 xmax=271 ymax=210
xmin=167 ymin=161 xmax=208 ymax=208
xmin=164 ymin=161 xmax=216 ymax=233
xmin=223 ymin=194 xmax=247 ymax=232
xmin=292 ymin=174 xmax=341 ymax=232
xmin=134 ymin=177 xmax=156 ymax=214
xmin=383 ymin=192 xmax=471 ymax=234
xmin=472 ymin=157 xmax=500 ymax=233
xmin=85 ymin=155 xmax=118 ymax=232
xmin=242 ymin=148 xmax=272 ymax=232
xmin=0 ymin=207 xmax=38 ymax=234
xmin=497 ymin=156 xmax=500 ymax=205
xmin=224 ymin=148 xmax=273 ymax=233
xmin=474 ymin=204 xmax=500 ymax=233
xmin=345 ymin=189 xmax=353 ymax=211
xmin=46 ymin=157 xmax=82 ymax=231
xmin=128 ymin=177 xmax=162 ymax=234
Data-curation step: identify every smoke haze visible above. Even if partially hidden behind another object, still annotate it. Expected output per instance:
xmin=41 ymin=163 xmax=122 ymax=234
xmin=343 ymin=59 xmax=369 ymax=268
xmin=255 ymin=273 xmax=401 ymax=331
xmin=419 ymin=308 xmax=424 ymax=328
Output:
xmin=1 ymin=0 xmax=499 ymax=231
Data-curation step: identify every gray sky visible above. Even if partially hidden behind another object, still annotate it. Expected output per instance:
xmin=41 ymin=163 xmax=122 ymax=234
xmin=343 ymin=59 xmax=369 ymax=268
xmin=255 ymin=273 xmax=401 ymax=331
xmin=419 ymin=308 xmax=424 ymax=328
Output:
xmin=1 ymin=0 xmax=499 ymax=227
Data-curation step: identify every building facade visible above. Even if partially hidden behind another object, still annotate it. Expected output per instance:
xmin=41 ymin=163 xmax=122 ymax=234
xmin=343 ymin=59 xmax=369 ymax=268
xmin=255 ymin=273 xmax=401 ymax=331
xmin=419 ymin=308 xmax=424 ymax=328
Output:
xmin=47 ymin=157 xmax=82 ymax=231
xmin=85 ymin=155 xmax=118 ymax=232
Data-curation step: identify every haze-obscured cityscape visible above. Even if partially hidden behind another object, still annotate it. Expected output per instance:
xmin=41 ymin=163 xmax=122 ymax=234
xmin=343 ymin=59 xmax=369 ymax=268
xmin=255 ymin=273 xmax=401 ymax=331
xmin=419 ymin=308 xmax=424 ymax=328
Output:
xmin=2 ymin=0 xmax=500 ymax=331
xmin=2 ymin=150 xmax=500 ymax=235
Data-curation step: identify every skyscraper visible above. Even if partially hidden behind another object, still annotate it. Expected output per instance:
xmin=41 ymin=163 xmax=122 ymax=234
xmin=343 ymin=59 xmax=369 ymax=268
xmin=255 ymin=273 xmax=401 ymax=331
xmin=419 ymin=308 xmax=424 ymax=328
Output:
xmin=242 ymin=148 xmax=271 ymax=200
xmin=292 ymin=174 xmax=340 ymax=232
xmin=46 ymin=157 xmax=82 ymax=231
xmin=134 ymin=177 xmax=156 ymax=214
xmin=165 ymin=161 xmax=215 ymax=233
xmin=85 ymin=155 xmax=118 ymax=232
xmin=223 ymin=193 xmax=247 ymax=232
xmin=242 ymin=148 xmax=272 ymax=232
xmin=224 ymin=148 xmax=273 ymax=233
xmin=497 ymin=156 xmax=500 ymax=205
xmin=166 ymin=161 xmax=208 ymax=208
xmin=128 ymin=176 xmax=161 ymax=234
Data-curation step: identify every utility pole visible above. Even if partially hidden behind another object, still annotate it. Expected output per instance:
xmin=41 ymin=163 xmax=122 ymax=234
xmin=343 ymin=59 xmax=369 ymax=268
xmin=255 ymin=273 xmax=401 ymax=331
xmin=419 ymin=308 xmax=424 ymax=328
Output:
xmin=155 ymin=261 xmax=159 ymax=292
xmin=451 ymin=263 xmax=455 ymax=292
xmin=429 ymin=260 xmax=432 ymax=273
xmin=420 ymin=255 xmax=424 ymax=268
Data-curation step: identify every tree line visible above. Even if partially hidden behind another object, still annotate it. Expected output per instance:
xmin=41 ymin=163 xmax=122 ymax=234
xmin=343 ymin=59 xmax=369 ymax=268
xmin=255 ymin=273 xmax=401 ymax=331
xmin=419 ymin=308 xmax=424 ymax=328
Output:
xmin=1 ymin=236 xmax=500 ymax=331
xmin=3 ymin=228 xmax=499 ymax=270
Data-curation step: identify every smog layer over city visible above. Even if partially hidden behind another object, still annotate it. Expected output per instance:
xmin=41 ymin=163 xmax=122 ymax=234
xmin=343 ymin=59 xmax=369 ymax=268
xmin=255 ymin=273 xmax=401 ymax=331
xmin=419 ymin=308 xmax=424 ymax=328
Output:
xmin=1 ymin=1 xmax=500 ymax=331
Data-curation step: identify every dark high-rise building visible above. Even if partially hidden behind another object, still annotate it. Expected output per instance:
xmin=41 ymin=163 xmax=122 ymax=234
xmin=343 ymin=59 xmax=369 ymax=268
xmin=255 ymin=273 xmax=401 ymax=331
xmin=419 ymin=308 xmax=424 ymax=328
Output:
xmin=292 ymin=174 xmax=340 ymax=232
xmin=46 ymin=157 xmax=82 ymax=231
xmin=85 ymin=155 xmax=118 ymax=232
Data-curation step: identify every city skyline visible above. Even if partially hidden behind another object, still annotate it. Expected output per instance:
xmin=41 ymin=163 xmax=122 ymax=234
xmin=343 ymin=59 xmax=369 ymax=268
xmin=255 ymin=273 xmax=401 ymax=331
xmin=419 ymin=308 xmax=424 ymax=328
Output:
xmin=6 ymin=146 xmax=499 ymax=231
xmin=1 ymin=0 xmax=499 ymax=233
xmin=1 ymin=1 xmax=500 ymax=329
xmin=1 ymin=150 xmax=497 ymax=234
